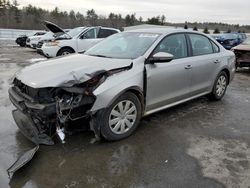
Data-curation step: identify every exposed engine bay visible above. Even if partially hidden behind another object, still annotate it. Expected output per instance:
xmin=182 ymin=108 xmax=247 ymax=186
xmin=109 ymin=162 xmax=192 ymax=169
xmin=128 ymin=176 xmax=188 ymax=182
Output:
xmin=234 ymin=50 xmax=250 ymax=68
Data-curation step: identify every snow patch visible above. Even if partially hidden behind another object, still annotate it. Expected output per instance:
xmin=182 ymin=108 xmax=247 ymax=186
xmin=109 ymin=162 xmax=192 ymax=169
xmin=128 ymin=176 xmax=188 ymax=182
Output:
xmin=0 ymin=38 xmax=15 ymax=40
xmin=187 ymin=137 xmax=250 ymax=188
xmin=0 ymin=58 xmax=11 ymax=61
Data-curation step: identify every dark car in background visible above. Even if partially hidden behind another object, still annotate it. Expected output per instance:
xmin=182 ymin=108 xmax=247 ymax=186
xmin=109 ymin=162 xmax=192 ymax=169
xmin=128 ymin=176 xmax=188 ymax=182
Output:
xmin=232 ymin=37 xmax=250 ymax=69
xmin=238 ymin=33 xmax=247 ymax=43
xmin=215 ymin=33 xmax=241 ymax=50
xmin=15 ymin=32 xmax=46 ymax=47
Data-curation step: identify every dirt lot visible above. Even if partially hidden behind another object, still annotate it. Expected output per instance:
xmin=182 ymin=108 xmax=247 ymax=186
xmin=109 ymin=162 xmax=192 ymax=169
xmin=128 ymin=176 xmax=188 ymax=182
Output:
xmin=0 ymin=39 xmax=250 ymax=188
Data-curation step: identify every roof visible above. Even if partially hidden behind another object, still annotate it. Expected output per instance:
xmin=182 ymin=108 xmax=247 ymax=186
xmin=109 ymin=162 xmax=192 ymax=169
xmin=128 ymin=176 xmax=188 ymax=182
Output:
xmin=123 ymin=24 xmax=176 ymax=31
xmin=125 ymin=28 xmax=201 ymax=35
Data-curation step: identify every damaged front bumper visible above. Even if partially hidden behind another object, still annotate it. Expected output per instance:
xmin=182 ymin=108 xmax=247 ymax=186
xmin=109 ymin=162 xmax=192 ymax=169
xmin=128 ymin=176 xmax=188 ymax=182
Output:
xmin=9 ymin=85 xmax=95 ymax=145
xmin=12 ymin=110 xmax=54 ymax=145
xmin=9 ymin=87 xmax=56 ymax=145
xmin=8 ymin=85 xmax=96 ymax=177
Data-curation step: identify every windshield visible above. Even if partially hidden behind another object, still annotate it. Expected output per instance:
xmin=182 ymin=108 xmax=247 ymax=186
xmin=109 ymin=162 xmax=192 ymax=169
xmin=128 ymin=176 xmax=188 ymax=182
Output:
xmin=85 ymin=32 xmax=160 ymax=59
xmin=67 ymin=27 xmax=85 ymax=37
xmin=243 ymin=37 xmax=250 ymax=45
xmin=43 ymin=32 xmax=53 ymax=37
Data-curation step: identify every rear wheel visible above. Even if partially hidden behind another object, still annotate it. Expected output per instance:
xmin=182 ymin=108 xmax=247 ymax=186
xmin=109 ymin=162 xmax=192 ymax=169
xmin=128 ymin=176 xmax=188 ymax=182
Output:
xmin=97 ymin=92 xmax=142 ymax=141
xmin=57 ymin=48 xmax=75 ymax=56
xmin=209 ymin=71 xmax=228 ymax=101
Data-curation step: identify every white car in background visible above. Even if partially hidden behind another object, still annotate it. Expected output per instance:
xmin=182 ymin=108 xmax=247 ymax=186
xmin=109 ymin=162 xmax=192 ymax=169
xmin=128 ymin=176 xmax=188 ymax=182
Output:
xmin=26 ymin=21 xmax=70 ymax=49
xmin=26 ymin=32 xmax=54 ymax=49
xmin=40 ymin=22 xmax=120 ymax=57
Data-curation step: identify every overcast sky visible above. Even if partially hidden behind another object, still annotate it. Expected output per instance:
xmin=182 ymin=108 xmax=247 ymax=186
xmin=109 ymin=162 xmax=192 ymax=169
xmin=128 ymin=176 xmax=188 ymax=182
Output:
xmin=18 ymin=0 xmax=250 ymax=25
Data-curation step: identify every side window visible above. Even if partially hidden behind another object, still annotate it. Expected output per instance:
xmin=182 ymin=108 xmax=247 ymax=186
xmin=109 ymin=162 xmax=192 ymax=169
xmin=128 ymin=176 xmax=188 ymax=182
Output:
xmin=211 ymin=41 xmax=220 ymax=53
xmin=189 ymin=34 xmax=213 ymax=56
xmin=82 ymin=28 xmax=96 ymax=39
xmin=98 ymin=29 xmax=117 ymax=38
xmin=153 ymin=34 xmax=188 ymax=59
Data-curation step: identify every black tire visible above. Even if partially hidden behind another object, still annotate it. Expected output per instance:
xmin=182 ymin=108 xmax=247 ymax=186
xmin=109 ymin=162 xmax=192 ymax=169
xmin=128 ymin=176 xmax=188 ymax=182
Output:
xmin=97 ymin=92 xmax=142 ymax=141
xmin=20 ymin=43 xmax=26 ymax=47
xmin=57 ymin=48 xmax=75 ymax=56
xmin=208 ymin=71 xmax=228 ymax=101
xmin=235 ymin=63 xmax=238 ymax=71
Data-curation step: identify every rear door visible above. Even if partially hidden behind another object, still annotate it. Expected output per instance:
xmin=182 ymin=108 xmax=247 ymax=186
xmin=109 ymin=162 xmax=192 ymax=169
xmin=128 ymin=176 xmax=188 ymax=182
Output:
xmin=187 ymin=33 xmax=222 ymax=95
xmin=97 ymin=28 xmax=118 ymax=39
xmin=145 ymin=33 xmax=193 ymax=112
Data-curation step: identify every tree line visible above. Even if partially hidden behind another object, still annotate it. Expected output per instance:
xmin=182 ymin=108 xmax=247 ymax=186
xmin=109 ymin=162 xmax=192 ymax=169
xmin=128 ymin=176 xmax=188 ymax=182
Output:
xmin=182 ymin=22 xmax=249 ymax=34
xmin=0 ymin=0 xmax=249 ymax=32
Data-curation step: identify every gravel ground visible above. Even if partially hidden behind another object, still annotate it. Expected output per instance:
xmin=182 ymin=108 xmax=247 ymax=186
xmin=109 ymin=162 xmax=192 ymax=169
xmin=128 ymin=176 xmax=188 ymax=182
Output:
xmin=0 ymin=39 xmax=250 ymax=188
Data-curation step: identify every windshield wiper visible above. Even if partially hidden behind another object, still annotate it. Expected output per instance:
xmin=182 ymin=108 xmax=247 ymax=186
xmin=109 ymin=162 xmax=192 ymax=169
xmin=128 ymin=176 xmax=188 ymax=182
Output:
xmin=88 ymin=54 xmax=113 ymax=58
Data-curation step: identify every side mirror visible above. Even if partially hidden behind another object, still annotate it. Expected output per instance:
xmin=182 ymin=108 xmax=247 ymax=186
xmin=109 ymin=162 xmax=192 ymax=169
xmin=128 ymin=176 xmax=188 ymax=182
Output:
xmin=148 ymin=52 xmax=174 ymax=64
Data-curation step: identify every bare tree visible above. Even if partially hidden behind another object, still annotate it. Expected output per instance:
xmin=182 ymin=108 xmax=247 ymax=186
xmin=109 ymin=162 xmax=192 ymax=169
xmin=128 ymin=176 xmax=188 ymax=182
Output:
xmin=160 ymin=15 xmax=166 ymax=25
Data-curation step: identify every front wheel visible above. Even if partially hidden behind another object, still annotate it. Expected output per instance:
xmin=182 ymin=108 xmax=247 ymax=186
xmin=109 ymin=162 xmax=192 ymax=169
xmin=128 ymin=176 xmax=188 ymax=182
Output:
xmin=97 ymin=92 xmax=142 ymax=141
xmin=209 ymin=71 xmax=228 ymax=101
xmin=57 ymin=48 xmax=75 ymax=56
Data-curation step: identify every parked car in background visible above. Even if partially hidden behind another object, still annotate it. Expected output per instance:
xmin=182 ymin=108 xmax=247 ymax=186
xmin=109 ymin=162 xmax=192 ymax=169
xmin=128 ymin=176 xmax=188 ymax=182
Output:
xmin=16 ymin=32 xmax=46 ymax=47
xmin=26 ymin=21 xmax=69 ymax=49
xmin=215 ymin=33 xmax=241 ymax=50
xmin=210 ymin=34 xmax=222 ymax=41
xmin=237 ymin=33 xmax=247 ymax=43
xmin=232 ymin=37 xmax=250 ymax=69
xmin=9 ymin=29 xmax=235 ymax=144
xmin=26 ymin=31 xmax=54 ymax=49
xmin=40 ymin=22 xmax=120 ymax=57
xmin=36 ymin=28 xmax=71 ymax=54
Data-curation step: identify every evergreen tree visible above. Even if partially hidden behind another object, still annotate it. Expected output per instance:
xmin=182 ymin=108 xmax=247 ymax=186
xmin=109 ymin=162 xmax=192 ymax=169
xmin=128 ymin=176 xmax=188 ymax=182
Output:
xmin=147 ymin=16 xmax=161 ymax=25
xmin=227 ymin=28 xmax=231 ymax=33
xmin=213 ymin=28 xmax=220 ymax=34
xmin=86 ymin=9 xmax=98 ymax=26
xmin=203 ymin=27 xmax=209 ymax=34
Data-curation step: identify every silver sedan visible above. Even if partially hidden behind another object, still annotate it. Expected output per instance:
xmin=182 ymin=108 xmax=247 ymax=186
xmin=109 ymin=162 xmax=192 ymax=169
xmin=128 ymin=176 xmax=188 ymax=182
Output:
xmin=9 ymin=29 xmax=235 ymax=143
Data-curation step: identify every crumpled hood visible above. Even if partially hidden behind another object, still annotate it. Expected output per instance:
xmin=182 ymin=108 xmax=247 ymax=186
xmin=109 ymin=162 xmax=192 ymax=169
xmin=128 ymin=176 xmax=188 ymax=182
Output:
xmin=15 ymin=54 xmax=133 ymax=88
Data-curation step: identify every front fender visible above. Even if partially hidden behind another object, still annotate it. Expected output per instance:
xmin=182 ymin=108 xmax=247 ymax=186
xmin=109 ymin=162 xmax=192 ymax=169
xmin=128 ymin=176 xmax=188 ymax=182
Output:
xmin=90 ymin=59 xmax=145 ymax=113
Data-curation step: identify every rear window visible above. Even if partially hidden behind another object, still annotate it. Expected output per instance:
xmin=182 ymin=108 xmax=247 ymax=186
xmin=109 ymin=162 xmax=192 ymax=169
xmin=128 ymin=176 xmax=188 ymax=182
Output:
xmin=98 ymin=29 xmax=118 ymax=38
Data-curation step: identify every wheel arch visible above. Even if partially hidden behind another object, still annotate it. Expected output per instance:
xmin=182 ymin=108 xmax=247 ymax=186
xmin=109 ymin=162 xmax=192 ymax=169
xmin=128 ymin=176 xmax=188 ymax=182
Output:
xmin=89 ymin=86 xmax=144 ymax=140
xmin=221 ymin=68 xmax=230 ymax=85
xmin=56 ymin=46 xmax=75 ymax=56
xmin=108 ymin=86 xmax=145 ymax=115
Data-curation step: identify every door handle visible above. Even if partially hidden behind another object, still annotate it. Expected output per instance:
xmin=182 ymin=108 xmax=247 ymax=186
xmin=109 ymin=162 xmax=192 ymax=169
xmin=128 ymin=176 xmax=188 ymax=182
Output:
xmin=214 ymin=60 xmax=221 ymax=64
xmin=185 ymin=65 xmax=192 ymax=70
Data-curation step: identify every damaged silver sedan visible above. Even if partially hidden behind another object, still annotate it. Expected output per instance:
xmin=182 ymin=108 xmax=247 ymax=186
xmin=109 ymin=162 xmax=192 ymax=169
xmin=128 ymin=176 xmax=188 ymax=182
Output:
xmin=9 ymin=29 xmax=236 ymax=144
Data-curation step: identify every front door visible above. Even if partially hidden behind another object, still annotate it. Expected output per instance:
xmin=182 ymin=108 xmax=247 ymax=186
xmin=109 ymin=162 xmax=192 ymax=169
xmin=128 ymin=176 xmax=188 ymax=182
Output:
xmin=145 ymin=34 xmax=192 ymax=112
xmin=77 ymin=28 xmax=102 ymax=52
